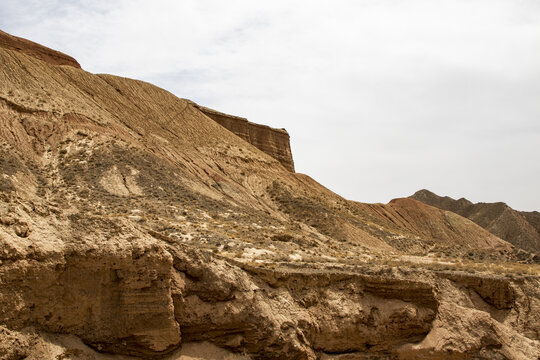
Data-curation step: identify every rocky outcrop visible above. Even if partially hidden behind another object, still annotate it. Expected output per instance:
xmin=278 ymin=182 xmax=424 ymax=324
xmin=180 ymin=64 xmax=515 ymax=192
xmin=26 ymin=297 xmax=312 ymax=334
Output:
xmin=2 ymin=237 xmax=539 ymax=359
xmin=198 ymin=105 xmax=295 ymax=172
xmin=174 ymin=252 xmax=439 ymax=358
xmin=440 ymin=272 xmax=515 ymax=309
xmin=0 ymin=30 xmax=81 ymax=68
xmin=0 ymin=240 xmax=180 ymax=357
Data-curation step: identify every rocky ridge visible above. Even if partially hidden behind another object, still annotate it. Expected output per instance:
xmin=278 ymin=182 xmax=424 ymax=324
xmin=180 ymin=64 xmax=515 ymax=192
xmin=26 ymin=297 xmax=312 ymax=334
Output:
xmin=197 ymin=105 xmax=295 ymax=172
xmin=411 ymin=189 xmax=540 ymax=255
xmin=0 ymin=29 xmax=80 ymax=69
xmin=0 ymin=31 xmax=539 ymax=359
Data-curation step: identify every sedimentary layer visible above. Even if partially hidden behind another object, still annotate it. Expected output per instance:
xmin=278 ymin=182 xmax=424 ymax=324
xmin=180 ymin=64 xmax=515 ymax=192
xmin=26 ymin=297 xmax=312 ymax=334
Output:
xmin=0 ymin=29 xmax=81 ymax=68
xmin=197 ymin=105 xmax=295 ymax=172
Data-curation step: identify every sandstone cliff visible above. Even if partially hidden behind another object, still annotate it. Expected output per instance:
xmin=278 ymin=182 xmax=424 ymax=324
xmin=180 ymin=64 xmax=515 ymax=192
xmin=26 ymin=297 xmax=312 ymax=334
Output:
xmin=1 ymin=31 xmax=539 ymax=359
xmin=197 ymin=105 xmax=295 ymax=172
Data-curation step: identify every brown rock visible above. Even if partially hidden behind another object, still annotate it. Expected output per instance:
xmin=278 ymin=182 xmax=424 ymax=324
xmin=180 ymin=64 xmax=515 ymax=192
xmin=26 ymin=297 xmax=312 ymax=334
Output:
xmin=14 ymin=224 xmax=30 ymax=238
xmin=0 ymin=213 xmax=15 ymax=226
xmin=412 ymin=189 xmax=540 ymax=254
xmin=0 ymin=30 xmax=81 ymax=68
xmin=0 ymin=242 xmax=180 ymax=357
xmin=198 ymin=105 xmax=295 ymax=172
xmin=441 ymin=272 xmax=515 ymax=309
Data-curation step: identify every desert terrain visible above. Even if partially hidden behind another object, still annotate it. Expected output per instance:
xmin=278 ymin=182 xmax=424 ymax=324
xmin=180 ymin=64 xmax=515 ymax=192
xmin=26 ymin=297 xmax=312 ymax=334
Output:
xmin=0 ymin=30 xmax=539 ymax=360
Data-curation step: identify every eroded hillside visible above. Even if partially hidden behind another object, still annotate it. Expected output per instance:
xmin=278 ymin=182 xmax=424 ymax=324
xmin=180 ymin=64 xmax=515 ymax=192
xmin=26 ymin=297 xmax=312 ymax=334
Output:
xmin=412 ymin=189 xmax=540 ymax=256
xmin=1 ymin=31 xmax=539 ymax=359
xmin=196 ymin=105 xmax=295 ymax=172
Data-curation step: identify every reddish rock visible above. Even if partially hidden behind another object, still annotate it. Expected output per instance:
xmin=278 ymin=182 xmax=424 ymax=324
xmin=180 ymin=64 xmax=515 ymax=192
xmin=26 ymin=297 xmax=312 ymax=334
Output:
xmin=0 ymin=30 xmax=81 ymax=68
xmin=198 ymin=105 xmax=295 ymax=172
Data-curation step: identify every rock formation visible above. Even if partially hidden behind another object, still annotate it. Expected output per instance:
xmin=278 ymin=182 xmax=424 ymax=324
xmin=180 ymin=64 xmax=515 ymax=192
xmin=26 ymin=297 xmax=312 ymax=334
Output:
xmin=411 ymin=189 xmax=540 ymax=255
xmin=0 ymin=29 xmax=80 ymax=68
xmin=1 ymin=31 xmax=539 ymax=359
xmin=197 ymin=105 xmax=295 ymax=172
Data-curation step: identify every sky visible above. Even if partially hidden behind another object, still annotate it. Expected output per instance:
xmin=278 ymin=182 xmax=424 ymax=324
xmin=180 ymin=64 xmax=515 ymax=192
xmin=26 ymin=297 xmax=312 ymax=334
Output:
xmin=1 ymin=0 xmax=539 ymax=211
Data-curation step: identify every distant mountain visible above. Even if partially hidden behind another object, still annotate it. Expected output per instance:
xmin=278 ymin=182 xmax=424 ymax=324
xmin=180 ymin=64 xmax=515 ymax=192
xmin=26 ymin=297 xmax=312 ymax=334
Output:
xmin=411 ymin=189 xmax=540 ymax=254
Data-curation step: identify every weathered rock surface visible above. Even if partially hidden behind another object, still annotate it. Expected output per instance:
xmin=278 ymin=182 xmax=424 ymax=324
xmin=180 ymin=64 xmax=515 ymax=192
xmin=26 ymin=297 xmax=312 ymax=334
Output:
xmin=0 ymin=242 xmax=180 ymax=356
xmin=0 ymin=30 xmax=539 ymax=359
xmin=0 ymin=29 xmax=81 ymax=68
xmin=198 ymin=105 xmax=295 ymax=172
xmin=1 ymin=235 xmax=539 ymax=359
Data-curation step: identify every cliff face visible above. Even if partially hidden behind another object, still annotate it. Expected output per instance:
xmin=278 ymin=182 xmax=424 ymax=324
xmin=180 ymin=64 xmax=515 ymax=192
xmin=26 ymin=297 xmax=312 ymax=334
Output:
xmin=198 ymin=105 xmax=295 ymax=172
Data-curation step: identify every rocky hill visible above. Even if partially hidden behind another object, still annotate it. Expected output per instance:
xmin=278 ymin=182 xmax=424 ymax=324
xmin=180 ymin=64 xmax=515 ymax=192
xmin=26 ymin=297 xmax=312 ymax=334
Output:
xmin=1 ymin=31 xmax=539 ymax=359
xmin=411 ymin=189 xmax=540 ymax=255
xmin=0 ymin=29 xmax=80 ymax=68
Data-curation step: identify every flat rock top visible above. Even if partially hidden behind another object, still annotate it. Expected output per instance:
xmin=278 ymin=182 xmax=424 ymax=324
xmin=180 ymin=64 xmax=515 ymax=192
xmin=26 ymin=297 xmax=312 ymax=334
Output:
xmin=0 ymin=29 xmax=81 ymax=68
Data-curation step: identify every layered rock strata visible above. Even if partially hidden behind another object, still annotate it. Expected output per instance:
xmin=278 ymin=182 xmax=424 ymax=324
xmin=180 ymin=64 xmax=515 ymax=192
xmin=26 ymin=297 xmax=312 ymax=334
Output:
xmin=197 ymin=105 xmax=295 ymax=172
xmin=2 ymin=238 xmax=539 ymax=359
xmin=0 ymin=29 xmax=80 ymax=68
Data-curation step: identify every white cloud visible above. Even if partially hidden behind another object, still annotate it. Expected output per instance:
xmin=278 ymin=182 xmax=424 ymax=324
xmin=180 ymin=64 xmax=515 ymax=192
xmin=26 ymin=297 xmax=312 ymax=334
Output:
xmin=1 ymin=0 xmax=540 ymax=210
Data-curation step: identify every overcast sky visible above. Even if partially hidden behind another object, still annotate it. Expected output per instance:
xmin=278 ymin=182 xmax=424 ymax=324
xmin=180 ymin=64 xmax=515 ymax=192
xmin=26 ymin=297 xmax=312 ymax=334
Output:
xmin=1 ymin=0 xmax=539 ymax=211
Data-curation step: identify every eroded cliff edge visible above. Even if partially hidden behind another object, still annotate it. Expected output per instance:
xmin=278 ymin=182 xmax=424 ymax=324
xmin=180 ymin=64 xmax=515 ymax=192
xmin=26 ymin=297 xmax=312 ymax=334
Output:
xmin=197 ymin=105 xmax=295 ymax=172
xmin=0 ymin=30 xmax=81 ymax=68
